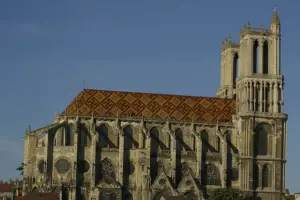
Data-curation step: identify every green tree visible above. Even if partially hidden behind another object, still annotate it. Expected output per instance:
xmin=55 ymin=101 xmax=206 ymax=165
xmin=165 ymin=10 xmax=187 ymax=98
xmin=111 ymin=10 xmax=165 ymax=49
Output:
xmin=16 ymin=162 xmax=24 ymax=176
xmin=208 ymin=188 xmax=257 ymax=200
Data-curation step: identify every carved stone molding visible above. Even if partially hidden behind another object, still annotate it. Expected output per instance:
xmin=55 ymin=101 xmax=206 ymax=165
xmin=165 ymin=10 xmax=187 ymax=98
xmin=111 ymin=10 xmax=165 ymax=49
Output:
xmin=239 ymin=112 xmax=287 ymax=119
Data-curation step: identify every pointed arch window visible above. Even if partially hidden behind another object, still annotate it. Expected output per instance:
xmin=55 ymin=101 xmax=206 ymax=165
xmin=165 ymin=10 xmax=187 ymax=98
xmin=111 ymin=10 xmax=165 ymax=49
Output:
xmin=263 ymin=40 xmax=269 ymax=74
xmin=206 ymin=163 xmax=221 ymax=186
xmin=100 ymin=158 xmax=116 ymax=184
xmin=254 ymin=124 xmax=269 ymax=156
xmin=233 ymin=53 xmax=239 ymax=86
xmin=175 ymin=128 xmax=184 ymax=153
xmin=149 ymin=127 xmax=160 ymax=182
xmin=96 ymin=124 xmax=109 ymax=148
xmin=79 ymin=124 xmax=91 ymax=147
xmin=150 ymin=127 xmax=168 ymax=150
xmin=201 ymin=130 xmax=209 ymax=152
xmin=253 ymin=40 xmax=259 ymax=73
xmin=262 ymin=164 xmax=269 ymax=188
xmin=150 ymin=127 xmax=159 ymax=153
xmin=53 ymin=127 xmax=64 ymax=146
xmin=123 ymin=126 xmax=138 ymax=150
xmin=65 ymin=124 xmax=74 ymax=146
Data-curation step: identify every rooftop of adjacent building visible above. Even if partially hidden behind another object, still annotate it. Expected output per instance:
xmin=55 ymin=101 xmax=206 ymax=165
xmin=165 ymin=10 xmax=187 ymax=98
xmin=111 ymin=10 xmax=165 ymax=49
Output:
xmin=16 ymin=192 xmax=58 ymax=200
xmin=0 ymin=183 xmax=13 ymax=193
xmin=0 ymin=197 xmax=12 ymax=200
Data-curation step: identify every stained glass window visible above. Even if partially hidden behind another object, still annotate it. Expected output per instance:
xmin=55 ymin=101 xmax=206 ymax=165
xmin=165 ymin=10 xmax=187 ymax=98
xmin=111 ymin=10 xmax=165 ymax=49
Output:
xmin=100 ymin=158 xmax=116 ymax=184
xmin=97 ymin=124 xmax=109 ymax=148
xmin=38 ymin=160 xmax=45 ymax=174
xmin=206 ymin=164 xmax=221 ymax=186
xmin=254 ymin=124 xmax=269 ymax=156
xmin=55 ymin=158 xmax=70 ymax=174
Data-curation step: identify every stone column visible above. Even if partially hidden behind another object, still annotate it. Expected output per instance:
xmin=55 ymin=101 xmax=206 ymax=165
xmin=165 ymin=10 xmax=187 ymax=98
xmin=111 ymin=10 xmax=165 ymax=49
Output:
xmin=254 ymin=82 xmax=257 ymax=111
xmin=263 ymin=82 xmax=266 ymax=112
xmin=144 ymin=133 xmax=151 ymax=200
xmin=259 ymin=40 xmax=264 ymax=73
xmin=196 ymin=136 xmax=202 ymax=179
xmin=73 ymin=122 xmax=79 ymax=184
xmin=44 ymin=131 xmax=49 ymax=183
xmin=59 ymin=189 xmax=62 ymax=200
xmin=118 ymin=134 xmax=124 ymax=185
xmin=221 ymin=140 xmax=227 ymax=187
xmin=90 ymin=134 xmax=97 ymax=186
xmin=280 ymin=84 xmax=284 ymax=112
xmin=250 ymin=81 xmax=253 ymax=111
xmin=248 ymin=38 xmax=253 ymax=75
xmin=238 ymin=161 xmax=242 ymax=189
xmin=273 ymin=82 xmax=278 ymax=112
xmin=268 ymin=83 xmax=272 ymax=112
xmin=171 ymin=135 xmax=177 ymax=181
xmin=71 ymin=122 xmax=79 ymax=200
xmin=242 ymin=83 xmax=246 ymax=112
xmin=22 ymin=134 xmax=29 ymax=195
xmin=259 ymin=82 xmax=263 ymax=112
xmin=139 ymin=132 xmax=144 ymax=149
xmin=283 ymin=121 xmax=287 ymax=190
xmin=221 ymin=59 xmax=224 ymax=86
xmin=142 ymin=174 xmax=151 ymax=200
xmin=136 ymin=131 xmax=145 ymax=200
xmin=71 ymin=187 xmax=77 ymax=200
xmin=258 ymin=165 xmax=262 ymax=189
xmin=270 ymin=83 xmax=274 ymax=113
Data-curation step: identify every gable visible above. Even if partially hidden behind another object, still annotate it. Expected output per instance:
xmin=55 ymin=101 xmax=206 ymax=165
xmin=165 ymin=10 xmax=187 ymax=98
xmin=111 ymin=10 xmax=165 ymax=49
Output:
xmin=152 ymin=171 xmax=174 ymax=191
xmin=62 ymin=89 xmax=236 ymax=123
xmin=177 ymin=171 xmax=199 ymax=193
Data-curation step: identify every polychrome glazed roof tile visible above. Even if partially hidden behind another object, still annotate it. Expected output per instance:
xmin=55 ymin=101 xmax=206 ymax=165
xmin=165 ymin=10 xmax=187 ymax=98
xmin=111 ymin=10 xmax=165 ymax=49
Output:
xmin=62 ymin=89 xmax=236 ymax=123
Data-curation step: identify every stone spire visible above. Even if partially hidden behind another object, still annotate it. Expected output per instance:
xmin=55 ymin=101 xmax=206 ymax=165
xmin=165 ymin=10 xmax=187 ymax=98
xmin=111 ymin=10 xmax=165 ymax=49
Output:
xmin=271 ymin=7 xmax=280 ymax=25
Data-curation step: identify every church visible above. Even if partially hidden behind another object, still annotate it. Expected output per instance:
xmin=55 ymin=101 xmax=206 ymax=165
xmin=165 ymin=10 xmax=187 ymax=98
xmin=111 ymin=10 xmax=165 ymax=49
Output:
xmin=20 ymin=10 xmax=287 ymax=200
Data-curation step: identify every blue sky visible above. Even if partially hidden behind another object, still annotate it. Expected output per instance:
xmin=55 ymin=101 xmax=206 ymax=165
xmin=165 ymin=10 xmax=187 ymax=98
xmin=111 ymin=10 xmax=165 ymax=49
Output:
xmin=0 ymin=0 xmax=299 ymax=193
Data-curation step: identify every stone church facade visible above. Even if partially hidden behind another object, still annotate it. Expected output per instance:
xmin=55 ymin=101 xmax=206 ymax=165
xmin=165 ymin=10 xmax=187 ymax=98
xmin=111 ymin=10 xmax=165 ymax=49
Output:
xmin=21 ymin=10 xmax=287 ymax=200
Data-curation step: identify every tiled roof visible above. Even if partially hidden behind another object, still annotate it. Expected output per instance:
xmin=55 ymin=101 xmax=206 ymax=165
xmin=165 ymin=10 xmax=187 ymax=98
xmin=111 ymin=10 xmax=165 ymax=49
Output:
xmin=62 ymin=89 xmax=236 ymax=123
xmin=0 ymin=183 xmax=13 ymax=193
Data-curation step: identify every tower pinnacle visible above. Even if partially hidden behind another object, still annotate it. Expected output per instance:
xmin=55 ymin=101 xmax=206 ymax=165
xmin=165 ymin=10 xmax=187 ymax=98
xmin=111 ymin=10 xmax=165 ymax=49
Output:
xmin=271 ymin=7 xmax=280 ymax=25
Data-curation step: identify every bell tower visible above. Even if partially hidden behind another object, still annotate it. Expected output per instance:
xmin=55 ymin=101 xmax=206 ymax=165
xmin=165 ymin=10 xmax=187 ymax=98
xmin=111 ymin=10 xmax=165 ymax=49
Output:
xmin=217 ymin=9 xmax=287 ymax=199
xmin=233 ymin=9 xmax=287 ymax=200
xmin=217 ymin=8 xmax=283 ymax=112
xmin=216 ymin=37 xmax=240 ymax=99
xmin=236 ymin=8 xmax=283 ymax=113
